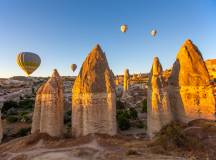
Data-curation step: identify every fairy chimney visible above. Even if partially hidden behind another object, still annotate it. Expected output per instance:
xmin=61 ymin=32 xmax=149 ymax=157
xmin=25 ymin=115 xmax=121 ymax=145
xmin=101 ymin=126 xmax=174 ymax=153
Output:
xmin=168 ymin=39 xmax=216 ymax=122
xmin=31 ymin=69 xmax=64 ymax=137
xmin=147 ymin=57 xmax=173 ymax=137
xmin=72 ymin=44 xmax=117 ymax=137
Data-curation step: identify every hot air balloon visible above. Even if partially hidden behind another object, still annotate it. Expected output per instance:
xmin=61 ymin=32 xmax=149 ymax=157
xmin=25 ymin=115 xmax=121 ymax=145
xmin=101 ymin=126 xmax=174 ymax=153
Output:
xmin=71 ymin=64 xmax=77 ymax=72
xmin=16 ymin=52 xmax=41 ymax=76
xmin=151 ymin=30 xmax=157 ymax=37
xmin=121 ymin=24 xmax=128 ymax=33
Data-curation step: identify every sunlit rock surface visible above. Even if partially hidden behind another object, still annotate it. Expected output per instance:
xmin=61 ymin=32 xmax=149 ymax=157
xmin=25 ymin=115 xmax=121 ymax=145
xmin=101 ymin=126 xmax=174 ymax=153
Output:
xmin=147 ymin=57 xmax=173 ymax=137
xmin=168 ymin=39 xmax=216 ymax=122
xmin=124 ymin=69 xmax=130 ymax=92
xmin=31 ymin=69 xmax=64 ymax=137
xmin=72 ymin=44 xmax=117 ymax=137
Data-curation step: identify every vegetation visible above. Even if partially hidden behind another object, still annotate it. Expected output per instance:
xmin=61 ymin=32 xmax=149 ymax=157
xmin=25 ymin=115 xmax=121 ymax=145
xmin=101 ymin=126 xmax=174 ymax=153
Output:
xmin=116 ymin=100 xmax=141 ymax=130
xmin=16 ymin=128 xmax=31 ymax=137
xmin=153 ymin=122 xmax=203 ymax=150
xmin=2 ymin=101 xmax=18 ymax=115
xmin=136 ymin=120 xmax=145 ymax=129
xmin=116 ymin=100 xmax=125 ymax=110
xmin=141 ymin=99 xmax=147 ymax=113
xmin=117 ymin=112 xmax=131 ymax=130
xmin=2 ymin=99 xmax=33 ymax=123
xmin=6 ymin=115 xmax=18 ymax=123
xmin=128 ymin=108 xmax=138 ymax=119
xmin=19 ymin=99 xmax=34 ymax=110
xmin=18 ymin=111 xmax=31 ymax=123
xmin=64 ymin=110 xmax=71 ymax=124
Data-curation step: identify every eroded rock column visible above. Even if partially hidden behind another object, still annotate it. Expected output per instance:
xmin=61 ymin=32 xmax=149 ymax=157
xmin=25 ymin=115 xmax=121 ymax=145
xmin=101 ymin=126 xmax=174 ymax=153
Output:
xmin=31 ymin=69 xmax=64 ymax=137
xmin=147 ymin=57 xmax=173 ymax=137
xmin=168 ymin=39 xmax=216 ymax=122
xmin=72 ymin=44 xmax=117 ymax=137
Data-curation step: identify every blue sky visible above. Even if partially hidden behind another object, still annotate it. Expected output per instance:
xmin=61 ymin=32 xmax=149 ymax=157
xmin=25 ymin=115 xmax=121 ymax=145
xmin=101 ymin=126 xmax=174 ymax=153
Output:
xmin=0 ymin=0 xmax=215 ymax=78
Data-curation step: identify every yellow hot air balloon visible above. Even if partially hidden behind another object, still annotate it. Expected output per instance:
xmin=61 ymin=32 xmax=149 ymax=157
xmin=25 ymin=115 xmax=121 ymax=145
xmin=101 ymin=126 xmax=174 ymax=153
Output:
xmin=16 ymin=52 xmax=41 ymax=76
xmin=121 ymin=24 xmax=128 ymax=33
xmin=71 ymin=64 xmax=77 ymax=72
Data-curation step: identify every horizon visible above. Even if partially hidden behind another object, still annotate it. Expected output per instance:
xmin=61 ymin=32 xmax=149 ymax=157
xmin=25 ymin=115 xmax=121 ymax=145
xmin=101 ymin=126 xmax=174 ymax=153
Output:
xmin=0 ymin=0 xmax=216 ymax=78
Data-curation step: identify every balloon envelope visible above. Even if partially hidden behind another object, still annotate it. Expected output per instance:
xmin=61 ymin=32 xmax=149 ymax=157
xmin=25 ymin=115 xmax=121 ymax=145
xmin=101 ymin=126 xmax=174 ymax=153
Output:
xmin=16 ymin=52 xmax=41 ymax=76
xmin=151 ymin=30 xmax=157 ymax=37
xmin=71 ymin=64 xmax=77 ymax=72
xmin=121 ymin=24 xmax=128 ymax=33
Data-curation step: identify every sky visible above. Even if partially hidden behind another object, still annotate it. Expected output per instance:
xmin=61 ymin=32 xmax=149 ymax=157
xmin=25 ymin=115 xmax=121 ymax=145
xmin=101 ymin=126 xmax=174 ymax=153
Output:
xmin=0 ymin=0 xmax=216 ymax=78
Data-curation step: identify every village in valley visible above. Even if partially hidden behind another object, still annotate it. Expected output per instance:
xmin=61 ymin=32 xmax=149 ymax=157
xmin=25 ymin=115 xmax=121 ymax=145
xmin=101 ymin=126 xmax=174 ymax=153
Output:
xmin=0 ymin=40 xmax=215 ymax=160
xmin=0 ymin=1 xmax=216 ymax=160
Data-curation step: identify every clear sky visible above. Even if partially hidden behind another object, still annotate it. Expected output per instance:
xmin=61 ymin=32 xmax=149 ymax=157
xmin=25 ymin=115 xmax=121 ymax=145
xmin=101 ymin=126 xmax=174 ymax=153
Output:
xmin=0 ymin=0 xmax=215 ymax=78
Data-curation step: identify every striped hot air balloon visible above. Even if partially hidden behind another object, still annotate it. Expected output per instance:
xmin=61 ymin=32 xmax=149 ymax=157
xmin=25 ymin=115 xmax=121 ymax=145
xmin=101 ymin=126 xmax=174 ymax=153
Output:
xmin=16 ymin=52 xmax=41 ymax=76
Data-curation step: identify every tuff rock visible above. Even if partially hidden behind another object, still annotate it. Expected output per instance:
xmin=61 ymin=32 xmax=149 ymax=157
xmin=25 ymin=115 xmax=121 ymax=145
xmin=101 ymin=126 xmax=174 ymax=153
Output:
xmin=147 ymin=57 xmax=173 ymax=137
xmin=31 ymin=69 xmax=64 ymax=137
xmin=72 ymin=44 xmax=117 ymax=137
xmin=168 ymin=39 xmax=216 ymax=122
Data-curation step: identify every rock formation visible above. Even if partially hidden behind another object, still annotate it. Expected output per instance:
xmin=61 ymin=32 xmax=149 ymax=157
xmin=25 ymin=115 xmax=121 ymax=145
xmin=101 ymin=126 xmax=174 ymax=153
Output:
xmin=147 ymin=57 xmax=173 ymax=137
xmin=168 ymin=39 xmax=216 ymax=122
xmin=205 ymin=59 xmax=216 ymax=80
xmin=72 ymin=44 xmax=117 ymax=137
xmin=31 ymin=69 xmax=64 ymax=137
xmin=124 ymin=69 xmax=130 ymax=92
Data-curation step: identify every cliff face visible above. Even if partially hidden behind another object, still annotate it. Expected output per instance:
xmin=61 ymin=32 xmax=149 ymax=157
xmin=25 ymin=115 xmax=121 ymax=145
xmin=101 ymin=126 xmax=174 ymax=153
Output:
xmin=147 ymin=57 xmax=173 ymax=137
xmin=205 ymin=59 xmax=216 ymax=80
xmin=168 ymin=40 xmax=215 ymax=122
xmin=72 ymin=44 xmax=117 ymax=137
xmin=31 ymin=69 xmax=64 ymax=137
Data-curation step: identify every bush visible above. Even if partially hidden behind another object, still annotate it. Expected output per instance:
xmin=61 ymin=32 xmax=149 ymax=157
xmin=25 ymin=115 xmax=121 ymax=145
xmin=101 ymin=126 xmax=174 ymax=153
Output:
xmin=16 ymin=128 xmax=31 ymax=137
xmin=19 ymin=99 xmax=34 ymax=110
xmin=117 ymin=110 xmax=131 ymax=130
xmin=64 ymin=110 xmax=71 ymax=124
xmin=136 ymin=120 xmax=145 ymax=129
xmin=116 ymin=100 xmax=125 ymax=110
xmin=18 ymin=112 xmax=31 ymax=123
xmin=2 ymin=101 xmax=18 ymax=114
xmin=129 ymin=108 xmax=138 ymax=119
xmin=154 ymin=122 xmax=202 ymax=150
xmin=141 ymin=99 xmax=147 ymax=113
xmin=117 ymin=115 xmax=130 ymax=130
xmin=6 ymin=116 xmax=18 ymax=123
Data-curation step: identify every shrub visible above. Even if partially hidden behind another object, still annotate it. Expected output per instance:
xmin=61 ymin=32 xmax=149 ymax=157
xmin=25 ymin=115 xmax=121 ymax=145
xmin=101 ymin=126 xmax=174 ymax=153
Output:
xmin=16 ymin=128 xmax=31 ymax=137
xmin=117 ymin=115 xmax=130 ymax=130
xmin=136 ymin=120 xmax=145 ymax=129
xmin=19 ymin=99 xmax=34 ymax=110
xmin=116 ymin=100 xmax=125 ymax=110
xmin=64 ymin=110 xmax=71 ymax=124
xmin=129 ymin=108 xmax=138 ymax=119
xmin=6 ymin=115 xmax=18 ymax=123
xmin=117 ymin=110 xmax=131 ymax=130
xmin=154 ymin=122 xmax=202 ymax=150
xmin=141 ymin=99 xmax=147 ymax=113
xmin=2 ymin=101 xmax=18 ymax=114
xmin=18 ymin=112 xmax=31 ymax=123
